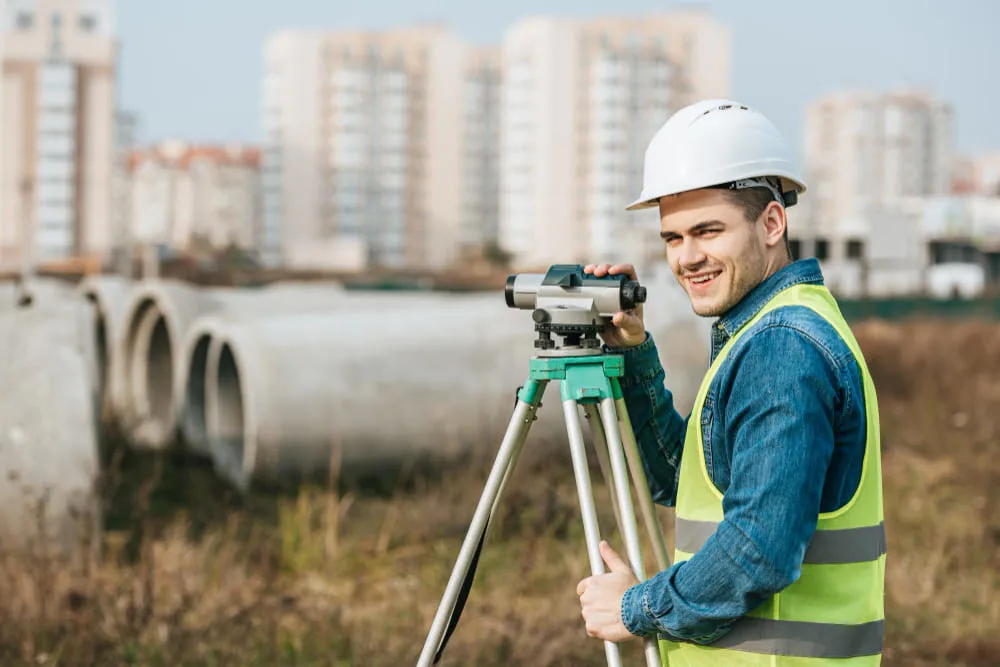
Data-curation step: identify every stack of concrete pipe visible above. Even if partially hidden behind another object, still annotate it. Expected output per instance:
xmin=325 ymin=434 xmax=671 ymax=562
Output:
xmin=115 ymin=280 xmax=460 ymax=453
xmin=0 ymin=264 xmax=711 ymax=552
xmin=187 ymin=266 xmax=709 ymax=491
xmin=80 ymin=267 xmax=709 ymax=492
xmin=0 ymin=266 xmax=710 ymax=560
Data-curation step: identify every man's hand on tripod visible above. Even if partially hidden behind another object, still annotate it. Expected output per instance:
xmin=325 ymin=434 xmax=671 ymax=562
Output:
xmin=583 ymin=263 xmax=647 ymax=349
xmin=576 ymin=540 xmax=640 ymax=643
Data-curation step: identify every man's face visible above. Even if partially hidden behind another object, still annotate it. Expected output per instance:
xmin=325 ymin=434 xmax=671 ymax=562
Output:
xmin=659 ymin=189 xmax=772 ymax=317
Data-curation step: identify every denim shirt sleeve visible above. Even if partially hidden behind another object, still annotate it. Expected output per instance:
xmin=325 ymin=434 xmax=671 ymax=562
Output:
xmin=620 ymin=324 xmax=839 ymax=643
xmin=613 ymin=332 xmax=687 ymax=507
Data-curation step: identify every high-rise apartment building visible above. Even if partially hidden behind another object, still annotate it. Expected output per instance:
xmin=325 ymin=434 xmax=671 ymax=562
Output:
xmin=801 ymin=89 xmax=953 ymax=262
xmin=460 ymin=46 xmax=500 ymax=253
xmin=109 ymin=109 xmax=137 ymax=272
xmin=499 ymin=11 xmax=731 ymax=270
xmin=0 ymin=0 xmax=117 ymax=270
xmin=261 ymin=25 xmax=500 ymax=272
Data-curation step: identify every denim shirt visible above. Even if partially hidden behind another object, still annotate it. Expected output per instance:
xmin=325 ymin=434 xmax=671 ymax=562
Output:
xmin=617 ymin=258 xmax=868 ymax=643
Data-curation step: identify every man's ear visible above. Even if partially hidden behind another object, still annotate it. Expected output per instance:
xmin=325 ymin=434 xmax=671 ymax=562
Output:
xmin=761 ymin=201 xmax=787 ymax=249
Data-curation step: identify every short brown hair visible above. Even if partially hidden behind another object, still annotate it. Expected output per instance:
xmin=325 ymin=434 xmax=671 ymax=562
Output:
xmin=720 ymin=186 xmax=778 ymax=224
xmin=720 ymin=186 xmax=791 ymax=253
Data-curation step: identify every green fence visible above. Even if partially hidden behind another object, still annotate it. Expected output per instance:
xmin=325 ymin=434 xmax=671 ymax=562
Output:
xmin=837 ymin=297 xmax=1000 ymax=321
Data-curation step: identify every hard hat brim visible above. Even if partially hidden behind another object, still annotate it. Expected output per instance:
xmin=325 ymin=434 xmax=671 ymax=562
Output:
xmin=625 ymin=197 xmax=658 ymax=212
xmin=625 ymin=175 xmax=808 ymax=213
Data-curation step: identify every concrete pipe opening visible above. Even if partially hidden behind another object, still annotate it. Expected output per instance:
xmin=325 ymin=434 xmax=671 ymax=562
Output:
xmin=122 ymin=280 xmax=226 ymax=450
xmin=183 ymin=333 xmax=212 ymax=452
xmin=84 ymin=294 xmax=109 ymax=401
xmin=121 ymin=298 xmax=155 ymax=432
xmin=214 ymin=341 xmax=247 ymax=488
xmin=147 ymin=314 xmax=174 ymax=428
xmin=131 ymin=305 xmax=175 ymax=446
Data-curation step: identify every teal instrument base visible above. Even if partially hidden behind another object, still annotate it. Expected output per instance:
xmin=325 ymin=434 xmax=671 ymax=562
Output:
xmin=516 ymin=354 xmax=624 ymax=405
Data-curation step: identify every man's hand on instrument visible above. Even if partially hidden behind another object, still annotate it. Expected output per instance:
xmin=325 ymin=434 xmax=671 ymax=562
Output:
xmin=583 ymin=263 xmax=647 ymax=349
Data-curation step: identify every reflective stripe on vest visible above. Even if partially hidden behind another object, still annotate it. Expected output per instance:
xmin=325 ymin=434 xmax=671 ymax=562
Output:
xmin=675 ymin=519 xmax=887 ymax=565
xmin=676 ymin=618 xmax=885 ymax=659
xmin=659 ymin=283 xmax=886 ymax=667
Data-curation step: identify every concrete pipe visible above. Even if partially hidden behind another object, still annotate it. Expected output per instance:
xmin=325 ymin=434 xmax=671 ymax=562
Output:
xmin=202 ymin=293 xmax=609 ymax=490
xmin=0 ymin=298 xmax=101 ymax=557
xmin=118 ymin=279 xmax=234 ymax=449
xmin=180 ymin=312 xmax=249 ymax=458
xmin=260 ymin=280 xmax=348 ymax=297
xmin=78 ymin=275 xmax=133 ymax=425
xmin=179 ymin=290 xmax=489 ymax=457
xmin=0 ymin=276 xmax=77 ymax=309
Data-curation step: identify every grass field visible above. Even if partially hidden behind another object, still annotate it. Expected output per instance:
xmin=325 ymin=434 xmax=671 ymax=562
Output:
xmin=1 ymin=319 xmax=998 ymax=666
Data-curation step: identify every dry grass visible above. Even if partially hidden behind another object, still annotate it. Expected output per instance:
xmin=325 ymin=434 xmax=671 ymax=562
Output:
xmin=0 ymin=319 xmax=998 ymax=666
xmin=853 ymin=320 xmax=1000 ymax=666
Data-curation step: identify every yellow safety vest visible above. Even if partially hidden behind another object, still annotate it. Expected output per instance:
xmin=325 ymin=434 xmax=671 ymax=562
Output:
xmin=659 ymin=283 xmax=886 ymax=667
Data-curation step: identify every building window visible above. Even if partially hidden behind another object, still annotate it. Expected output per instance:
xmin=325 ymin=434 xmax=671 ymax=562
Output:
xmin=16 ymin=11 xmax=33 ymax=28
xmin=846 ymin=239 xmax=864 ymax=259
xmin=929 ymin=241 xmax=978 ymax=265
xmin=814 ymin=238 xmax=829 ymax=260
xmin=788 ymin=239 xmax=802 ymax=260
xmin=79 ymin=14 xmax=96 ymax=31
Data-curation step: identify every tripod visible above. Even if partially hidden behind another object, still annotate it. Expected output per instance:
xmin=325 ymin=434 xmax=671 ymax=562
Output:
xmin=416 ymin=350 xmax=673 ymax=667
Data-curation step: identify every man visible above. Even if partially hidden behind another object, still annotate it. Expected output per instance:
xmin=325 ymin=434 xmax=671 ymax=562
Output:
xmin=575 ymin=99 xmax=886 ymax=666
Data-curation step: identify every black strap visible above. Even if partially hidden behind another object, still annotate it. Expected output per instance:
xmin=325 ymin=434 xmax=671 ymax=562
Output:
xmin=435 ymin=392 xmax=526 ymax=663
xmin=433 ymin=512 xmax=490 ymax=663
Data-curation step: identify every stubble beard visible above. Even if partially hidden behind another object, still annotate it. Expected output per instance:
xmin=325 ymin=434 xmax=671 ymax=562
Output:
xmin=689 ymin=243 xmax=767 ymax=318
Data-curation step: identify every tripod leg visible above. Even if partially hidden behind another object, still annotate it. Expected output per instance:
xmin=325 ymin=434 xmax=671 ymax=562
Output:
xmin=563 ymin=398 xmax=623 ymax=667
xmin=582 ymin=404 xmax=624 ymax=538
xmin=416 ymin=381 xmax=546 ymax=667
xmin=597 ymin=398 xmax=665 ymax=667
xmin=615 ymin=397 xmax=671 ymax=572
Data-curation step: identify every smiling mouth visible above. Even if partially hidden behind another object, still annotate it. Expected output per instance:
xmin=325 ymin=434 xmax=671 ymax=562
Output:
xmin=687 ymin=271 xmax=721 ymax=288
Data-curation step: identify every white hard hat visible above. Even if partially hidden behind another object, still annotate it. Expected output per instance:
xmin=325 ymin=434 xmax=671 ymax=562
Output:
xmin=626 ymin=99 xmax=807 ymax=211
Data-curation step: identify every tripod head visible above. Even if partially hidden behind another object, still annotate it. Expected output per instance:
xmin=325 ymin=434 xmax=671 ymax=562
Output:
xmin=505 ymin=264 xmax=647 ymax=355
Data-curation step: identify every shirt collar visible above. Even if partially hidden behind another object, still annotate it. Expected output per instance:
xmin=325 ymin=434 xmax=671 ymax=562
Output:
xmin=714 ymin=258 xmax=825 ymax=341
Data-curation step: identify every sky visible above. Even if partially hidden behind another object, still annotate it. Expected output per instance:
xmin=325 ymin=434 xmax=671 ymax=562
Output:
xmin=116 ymin=0 xmax=1000 ymax=159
